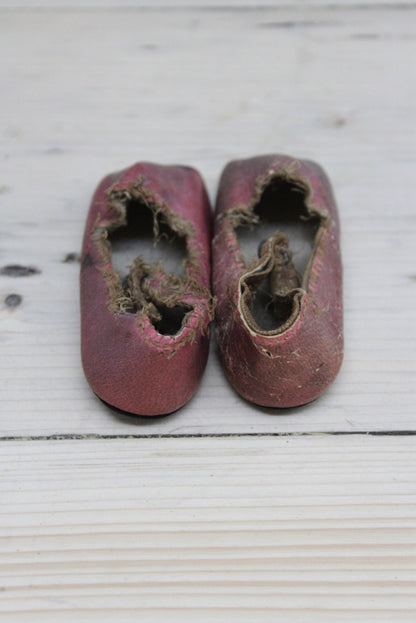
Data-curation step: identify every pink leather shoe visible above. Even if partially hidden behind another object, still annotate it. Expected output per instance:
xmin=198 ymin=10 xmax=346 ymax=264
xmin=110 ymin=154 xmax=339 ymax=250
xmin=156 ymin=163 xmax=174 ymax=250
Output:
xmin=81 ymin=162 xmax=213 ymax=416
xmin=213 ymin=155 xmax=343 ymax=408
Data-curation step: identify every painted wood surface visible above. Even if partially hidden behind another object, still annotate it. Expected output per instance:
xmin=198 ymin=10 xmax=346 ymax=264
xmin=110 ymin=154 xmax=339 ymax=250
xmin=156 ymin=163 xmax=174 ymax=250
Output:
xmin=0 ymin=4 xmax=415 ymax=435
xmin=2 ymin=435 xmax=416 ymax=622
xmin=4 ymin=0 xmax=416 ymax=7
xmin=0 ymin=3 xmax=415 ymax=620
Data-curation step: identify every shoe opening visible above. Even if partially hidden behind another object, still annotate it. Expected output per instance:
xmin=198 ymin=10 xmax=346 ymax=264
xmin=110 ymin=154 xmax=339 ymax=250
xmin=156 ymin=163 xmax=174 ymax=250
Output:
xmin=152 ymin=303 xmax=193 ymax=336
xmin=106 ymin=193 xmax=193 ymax=336
xmin=235 ymin=174 xmax=322 ymax=333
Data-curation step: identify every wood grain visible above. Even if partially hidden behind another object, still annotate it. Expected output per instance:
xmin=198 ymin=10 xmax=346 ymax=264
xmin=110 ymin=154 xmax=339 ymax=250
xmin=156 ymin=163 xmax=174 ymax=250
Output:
xmin=0 ymin=4 xmax=415 ymax=434
xmin=2 ymin=0 xmax=416 ymax=7
xmin=1 ymin=435 xmax=416 ymax=622
xmin=0 ymin=5 xmax=415 ymax=618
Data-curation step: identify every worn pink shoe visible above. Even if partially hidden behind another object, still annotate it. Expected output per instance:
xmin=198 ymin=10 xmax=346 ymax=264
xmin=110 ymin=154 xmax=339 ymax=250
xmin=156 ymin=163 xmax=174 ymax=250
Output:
xmin=213 ymin=155 xmax=343 ymax=408
xmin=81 ymin=162 xmax=213 ymax=416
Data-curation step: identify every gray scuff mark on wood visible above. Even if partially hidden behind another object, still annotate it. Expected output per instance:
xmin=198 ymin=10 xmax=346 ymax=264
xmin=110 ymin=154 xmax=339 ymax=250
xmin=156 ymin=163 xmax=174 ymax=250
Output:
xmin=4 ymin=293 xmax=22 ymax=308
xmin=351 ymin=33 xmax=381 ymax=39
xmin=139 ymin=43 xmax=159 ymax=51
xmin=0 ymin=264 xmax=41 ymax=277
xmin=258 ymin=20 xmax=341 ymax=29
xmin=43 ymin=147 xmax=65 ymax=155
xmin=62 ymin=252 xmax=81 ymax=263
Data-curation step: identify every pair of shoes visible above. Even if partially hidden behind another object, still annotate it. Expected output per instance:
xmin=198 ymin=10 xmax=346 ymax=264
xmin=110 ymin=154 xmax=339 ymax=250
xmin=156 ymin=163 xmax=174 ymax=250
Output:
xmin=80 ymin=155 xmax=343 ymax=416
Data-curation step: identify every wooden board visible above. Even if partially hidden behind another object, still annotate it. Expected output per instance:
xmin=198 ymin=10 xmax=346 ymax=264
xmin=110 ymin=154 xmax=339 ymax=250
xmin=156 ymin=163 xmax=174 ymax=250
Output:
xmin=1 ymin=435 xmax=416 ymax=622
xmin=0 ymin=4 xmax=415 ymax=435
xmin=0 ymin=3 xmax=416 ymax=620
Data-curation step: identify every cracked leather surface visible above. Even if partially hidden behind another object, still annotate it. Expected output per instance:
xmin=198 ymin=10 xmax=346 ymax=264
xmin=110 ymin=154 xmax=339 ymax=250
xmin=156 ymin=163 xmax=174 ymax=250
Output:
xmin=213 ymin=154 xmax=343 ymax=408
xmin=81 ymin=162 xmax=213 ymax=416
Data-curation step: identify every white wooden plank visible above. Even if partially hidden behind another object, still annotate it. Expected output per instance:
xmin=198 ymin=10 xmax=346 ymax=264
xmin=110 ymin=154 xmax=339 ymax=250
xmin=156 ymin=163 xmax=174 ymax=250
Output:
xmin=3 ymin=1 xmax=415 ymax=8
xmin=1 ymin=435 xmax=416 ymax=622
xmin=0 ymin=6 xmax=415 ymax=434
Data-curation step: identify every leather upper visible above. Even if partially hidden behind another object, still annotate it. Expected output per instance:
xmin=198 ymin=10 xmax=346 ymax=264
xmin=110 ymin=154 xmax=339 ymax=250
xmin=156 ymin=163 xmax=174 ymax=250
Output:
xmin=213 ymin=155 xmax=343 ymax=408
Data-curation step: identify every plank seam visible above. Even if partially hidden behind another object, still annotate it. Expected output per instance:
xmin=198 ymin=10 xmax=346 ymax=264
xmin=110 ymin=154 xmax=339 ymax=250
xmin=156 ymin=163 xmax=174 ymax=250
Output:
xmin=1 ymin=431 xmax=416 ymax=442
